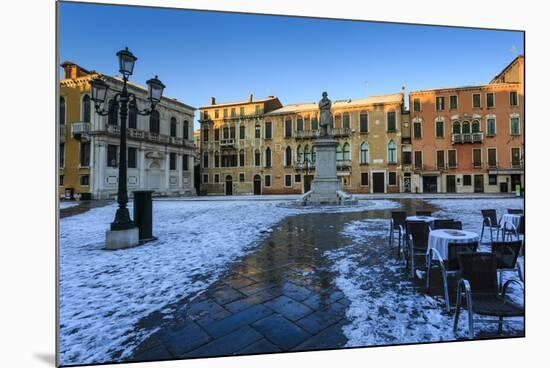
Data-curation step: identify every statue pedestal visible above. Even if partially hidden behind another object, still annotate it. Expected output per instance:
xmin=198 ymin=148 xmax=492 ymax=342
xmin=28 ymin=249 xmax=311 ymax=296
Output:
xmin=305 ymin=138 xmax=344 ymax=205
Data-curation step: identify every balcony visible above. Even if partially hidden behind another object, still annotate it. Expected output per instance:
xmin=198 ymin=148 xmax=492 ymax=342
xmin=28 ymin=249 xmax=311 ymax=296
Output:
xmin=220 ymin=138 xmax=235 ymax=147
xmin=93 ymin=125 xmax=193 ymax=148
xmin=294 ymin=161 xmax=316 ymax=170
xmin=332 ymin=128 xmax=351 ymax=137
xmin=511 ymin=162 xmax=523 ymax=169
xmin=60 ymin=124 xmax=65 ymax=143
xmin=71 ymin=122 xmax=91 ymax=140
xmin=294 ymin=130 xmax=318 ymax=139
xmin=452 ymin=132 xmax=484 ymax=144
xmin=336 ymin=159 xmax=352 ymax=168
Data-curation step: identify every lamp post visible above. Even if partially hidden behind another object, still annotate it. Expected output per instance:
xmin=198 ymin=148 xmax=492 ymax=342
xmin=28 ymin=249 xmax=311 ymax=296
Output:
xmin=90 ymin=48 xmax=165 ymax=246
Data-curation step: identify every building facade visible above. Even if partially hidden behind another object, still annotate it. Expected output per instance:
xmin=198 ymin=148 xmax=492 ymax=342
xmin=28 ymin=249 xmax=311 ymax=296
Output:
xmin=199 ymin=92 xmax=409 ymax=195
xmin=59 ymin=62 xmax=196 ymax=200
xmin=408 ymin=56 xmax=524 ymax=193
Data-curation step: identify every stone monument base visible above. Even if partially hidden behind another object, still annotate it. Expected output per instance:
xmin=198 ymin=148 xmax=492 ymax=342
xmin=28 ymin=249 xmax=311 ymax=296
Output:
xmin=105 ymin=227 xmax=139 ymax=250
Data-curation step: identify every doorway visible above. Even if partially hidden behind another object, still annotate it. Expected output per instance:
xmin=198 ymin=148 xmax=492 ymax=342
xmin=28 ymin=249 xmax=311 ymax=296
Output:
xmin=253 ymin=174 xmax=261 ymax=195
xmin=423 ymin=176 xmax=438 ymax=193
xmin=511 ymin=174 xmax=522 ymax=193
xmin=474 ymin=175 xmax=484 ymax=193
xmin=403 ymin=173 xmax=411 ymax=193
xmin=225 ymin=175 xmax=233 ymax=195
xmin=372 ymin=172 xmax=385 ymax=193
xmin=304 ymin=175 xmax=314 ymax=193
xmin=446 ymin=175 xmax=456 ymax=193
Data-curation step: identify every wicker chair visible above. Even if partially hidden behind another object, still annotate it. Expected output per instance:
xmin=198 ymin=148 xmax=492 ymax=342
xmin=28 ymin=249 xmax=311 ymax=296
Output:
xmin=416 ymin=211 xmax=432 ymax=216
xmin=389 ymin=211 xmax=407 ymax=259
xmin=433 ymin=219 xmax=462 ymax=230
xmin=480 ymin=209 xmax=501 ymax=243
xmin=501 ymin=215 xmax=524 ymax=242
xmin=507 ymin=209 xmax=524 ymax=215
xmin=453 ymin=252 xmax=524 ymax=339
xmin=491 ymin=240 xmax=524 ymax=289
xmin=427 ymin=241 xmax=478 ymax=312
xmin=406 ymin=221 xmax=431 ymax=278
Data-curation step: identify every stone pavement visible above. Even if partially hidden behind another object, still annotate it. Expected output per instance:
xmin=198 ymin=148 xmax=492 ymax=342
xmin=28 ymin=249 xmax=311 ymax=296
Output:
xmin=125 ymin=199 xmax=441 ymax=363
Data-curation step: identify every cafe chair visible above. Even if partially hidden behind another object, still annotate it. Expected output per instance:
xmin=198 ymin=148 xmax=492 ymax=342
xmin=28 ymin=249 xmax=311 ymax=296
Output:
xmin=427 ymin=241 xmax=478 ymax=312
xmin=507 ymin=209 xmax=524 ymax=215
xmin=405 ymin=221 xmax=431 ymax=278
xmin=491 ymin=240 xmax=524 ymax=290
xmin=389 ymin=211 xmax=407 ymax=260
xmin=433 ymin=219 xmax=462 ymax=230
xmin=480 ymin=209 xmax=501 ymax=243
xmin=453 ymin=252 xmax=524 ymax=339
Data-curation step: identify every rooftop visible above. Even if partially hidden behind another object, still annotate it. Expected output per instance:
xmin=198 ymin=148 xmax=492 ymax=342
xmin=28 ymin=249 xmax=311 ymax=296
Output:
xmin=199 ymin=96 xmax=280 ymax=110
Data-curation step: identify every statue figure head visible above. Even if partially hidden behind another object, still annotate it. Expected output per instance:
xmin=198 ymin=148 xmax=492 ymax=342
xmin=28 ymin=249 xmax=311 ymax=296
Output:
xmin=322 ymin=91 xmax=328 ymax=98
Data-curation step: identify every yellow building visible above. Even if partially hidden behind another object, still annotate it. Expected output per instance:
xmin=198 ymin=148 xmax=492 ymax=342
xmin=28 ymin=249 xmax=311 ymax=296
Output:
xmin=59 ymin=62 xmax=196 ymax=199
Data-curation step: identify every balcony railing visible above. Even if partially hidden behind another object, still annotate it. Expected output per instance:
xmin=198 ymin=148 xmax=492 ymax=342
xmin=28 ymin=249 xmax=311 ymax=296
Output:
xmin=452 ymin=132 xmax=484 ymax=144
xmin=294 ymin=161 xmax=316 ymax=170
xmin=220 ymin=138 xmax=235 ymax=147
xmin=511 ymin=162 xmax=523 ymax=169
xmin=93 ymin=125 xmax=193 ymax=148
xmin=294 ymin=130 xmax=318 ymax=139
xmin=332 ymin=128 xmax=351 ymax=137
xmin=71 ymin=122 xmax=91 ymax=138
xmin=336 ymin=159 xmax=352 ymax=168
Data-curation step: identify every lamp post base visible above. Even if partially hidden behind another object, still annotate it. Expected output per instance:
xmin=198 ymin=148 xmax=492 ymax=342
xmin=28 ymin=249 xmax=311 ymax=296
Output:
xmin=105 ymin=227 xmax=139 ymax=250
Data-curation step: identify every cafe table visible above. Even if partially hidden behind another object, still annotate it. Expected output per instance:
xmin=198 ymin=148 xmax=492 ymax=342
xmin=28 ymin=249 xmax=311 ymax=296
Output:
xmin=428 ymin=229 xmax=480 ymax=260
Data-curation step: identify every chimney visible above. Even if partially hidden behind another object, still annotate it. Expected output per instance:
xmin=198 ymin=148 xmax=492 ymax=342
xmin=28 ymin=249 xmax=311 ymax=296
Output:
xmin=210 ymin=97 xmax=216 ymax=105
xmin=248 ymin=93 xmax=253 ymax=102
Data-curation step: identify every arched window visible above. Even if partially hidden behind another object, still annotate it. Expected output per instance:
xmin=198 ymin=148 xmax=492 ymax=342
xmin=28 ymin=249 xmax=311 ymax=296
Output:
xmin=239 ymin=149 xmax=245 ymax=166
xmin=336 ymin=145 xmax=343 ymax=161
xmin=388 ymin=140 xmax=397 ymax=163
xmin=452 ymin=121 xmax=461 ymax=134
xmin=202 ymin=151 xmax=209 ymax=168
xmin=255 ymin=125 xmax=261 ymax=139
xmin=285 ymin=146 xmax=292 ymax=167
xmin=129 ymin=105 xmax=137 ymax=129
xmin=360 ymin=142 xmax=369 ymax=164
xmin=170 ymin=117 xmax=177 ymax=137
xmin=183 ymin=120 xmax=189 ymax=140
xmin=150 ymin=110 xmax=160 ymax=134
xmin=59 ymin=96 xmax=66 ymax=125
xmin=255 ymin=149 xmax=261 ymax=167
xmin=108 ymin=99 xmax=118 ymax=125
xmin=214 ymin=151 xmax=220 ymax=168
xmin=462 ymin=121 xmax=470 ymax=134
xmin=343 ymin=143 xmax=350 ymax=161
xmin=342 ymin=113 xmax=350 ymax=129
xmin=82 ymin=95 xmax=91 ymax=122
xmin=472 ymin=120 xmax=480 ymax=133
xmin=304 ymin=145 xmax=310 ymax=163
xmin=297 ymin=145 xmax=303 ymax=163
xmin=265 ymin=147 xmax=272 ymax=167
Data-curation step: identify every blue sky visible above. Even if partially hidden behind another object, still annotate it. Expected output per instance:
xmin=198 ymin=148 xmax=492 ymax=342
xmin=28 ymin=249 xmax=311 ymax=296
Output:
xmin=59 ymin=2 xmax=523 ymax=128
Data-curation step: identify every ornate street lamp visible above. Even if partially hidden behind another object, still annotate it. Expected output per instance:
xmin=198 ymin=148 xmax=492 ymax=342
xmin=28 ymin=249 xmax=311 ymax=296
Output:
xmin=91 ymin=47 xmax=165 ymax=240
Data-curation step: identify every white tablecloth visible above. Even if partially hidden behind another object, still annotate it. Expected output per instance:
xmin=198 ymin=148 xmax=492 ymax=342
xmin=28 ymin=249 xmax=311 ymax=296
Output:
xmin=501 ymin=214 xmax=521 ymax=230
xmin=428 ymin=229 xmax=479 ymax=260
xmin=406 ymin=216 xmax=437 ymax=224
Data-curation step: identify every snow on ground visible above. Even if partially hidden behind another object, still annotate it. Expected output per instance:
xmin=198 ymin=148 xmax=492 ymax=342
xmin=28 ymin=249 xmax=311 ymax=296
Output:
xmin=59 ymin=201 xmax=79 ymax=209
xmin=327 ymin=198 xmax=525 ymax=347
xmin=59 ymin=198 xmax=398 ymax=365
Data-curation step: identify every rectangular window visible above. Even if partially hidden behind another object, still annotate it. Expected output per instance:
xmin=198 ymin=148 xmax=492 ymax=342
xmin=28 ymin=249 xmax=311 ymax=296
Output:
xmin=239 ymin=151 xmax=245 ymax=166
xmin=214 ymin=109 xmax=219 ymax=118
xmin=128 ymin=147 xmax=137 ymax=168
xmin=450 ymin=95 xmax=458 ymax=110
xmin=264 ymin=175 xmax=271 ymax=187
xmin=436 ymin=121 xmax=444 ymax=138
xmin=361 ymin=172 xmax=369 ymax=186
xmin=311 ymin=117 xmax=318 ymax=131
xmin=255 ymin=105 xmax=261 ymax=115
xmin=436 ymin=96 xmax=445 ymax=111
xmin=436 ymin=150 xmax=445 ymax=169
xmin=413 ymin=98 xmax=421 ymax=112
xmin=255 ymin=126 xmax=261 ymax=139
xmin=231 ymin=108 xmax=236 ymax=117
xmin=294 ymin=174 xmax=301 ymax=183
xmin=214 ymin=174 xmax=219 ymax=183
xmin=230 ymin=126 xmax=235 ymax=139
xmin=510 ymin=91 xmax=518 ymax=106
xmin=214 ymin=128 xmax=220 ymax=141
xmin=510 ymin=117 xmax=520 ymax=135
xmin=60 ymin=175 xmax=64 ymax=186
xmin=80 ymin=175 xmax=89 ymax=186
xmin=107 ymin=144 xmax=118 ymax=167
xmin=202 ymin=174 xmax=208 ymax=184
xmin=448 ymin=150 xmax=457 ymax=168
xmin=413 ymin=122 xmax=422 ymax=138
xmin=240 ymin=107 xmax=245 ymax=116
xmin=463 ymin=175 xmax=472 ymax=186
xmin=182 ymin=154 xmax=189 ymax=171
xmin=239 ymin=125 xmax=245 ymax=139
xmin=359 ymin=113 xmax=368 ymax=133
xmin=169 ymin=153 xmax=177 ymax=170
xmin=214 ymin=152 xmax=220 ymax=168
xmin=342 ymin=114 xmax=350 ymax=130
xmin=223 ymin=109 xmax=228 ymax=118
xmin=388 ymin=172 xmax=397 ymax=186
xmin=486 ymin=93 xmax=495 ymax=108
xmin=239 ymin=173 xmax=245 ymax=182
xmin=511 ymin=148 xmax=521 ymax=167
xmin=489 ymin=174 xmax=497 ymax=185
xmin=387 ymin=111 xmax=396 ymax=132
xmin=223 ymin=127 xmax=229 ymax=139
xmin=255 ymin=151 xmax=260 ymax=166
xmin=203 ymin=153 xmax=209 ymax=168
xmin=488 ymin=148 xmax=497 ymax=168
xmin=284 ymin=174 xmax=292 ymax=187
xmin=265 ymin=122 xmax=272 ymax=139
xmin=203 ymin=128 xmax=209 ymax=142
xmin=80 ymin=142 xmax=90 ymax=167
xmin=402 ymin=151 xmax=412 ymax=165
xmin=414 ymin=151 xmax=423 ymax=169
xmin=473 ymin=93 xmax=481 ymax=108
xmin=297 ymin=118 xmax=304 ymax=131
xmin=285 ymin=119 xmax=292 ymax=137
xmin=60 ymin=143 xmax=65 ymax=167
xmin=473 ymin=149 xmax=482 ymax=168
xmin=487 ymin=118 xmax=496 ymax=136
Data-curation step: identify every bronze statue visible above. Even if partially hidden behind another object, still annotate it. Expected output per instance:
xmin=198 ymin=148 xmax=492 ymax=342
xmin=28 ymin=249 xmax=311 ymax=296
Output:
xmin=318 ymin=91 xmax=333 ymax=137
